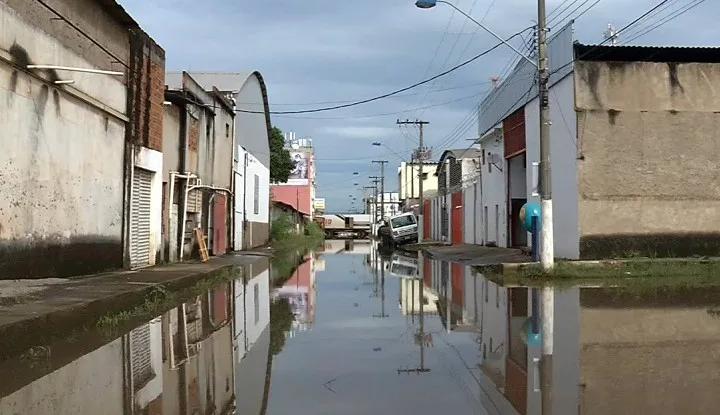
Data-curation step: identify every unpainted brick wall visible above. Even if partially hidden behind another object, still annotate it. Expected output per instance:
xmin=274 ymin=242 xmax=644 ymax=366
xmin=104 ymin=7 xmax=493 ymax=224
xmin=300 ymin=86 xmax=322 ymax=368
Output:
xmin=128 ymin=29 xmax=165 ymax=151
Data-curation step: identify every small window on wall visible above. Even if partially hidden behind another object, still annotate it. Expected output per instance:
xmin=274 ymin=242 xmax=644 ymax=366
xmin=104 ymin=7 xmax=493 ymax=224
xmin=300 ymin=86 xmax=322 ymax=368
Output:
xmin=226 ymin=123 xmax=230 ymax=138
xmin=422 ymin=173 xmax=428 ymax=180
xmin=253 ymin=174 xmax=260 ymax=214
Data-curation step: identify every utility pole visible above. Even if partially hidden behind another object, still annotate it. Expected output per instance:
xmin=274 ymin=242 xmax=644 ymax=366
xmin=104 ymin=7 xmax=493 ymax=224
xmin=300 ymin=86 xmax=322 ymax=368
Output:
xmin=372 ymin=160 xmax=388 ymax=222
xmin=409 ymin=154 xmax=415 ymax=204
xmin=396 ymin=119 xmax=429 ymax=240
xmin=538 ymin=0 xmax=554 ymax=413
xmin=369 ymin=177 xmax=381 ymax=224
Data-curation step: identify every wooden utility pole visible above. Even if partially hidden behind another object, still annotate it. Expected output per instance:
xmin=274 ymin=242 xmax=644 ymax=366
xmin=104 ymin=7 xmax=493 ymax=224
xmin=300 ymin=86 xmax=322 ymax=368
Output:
xmin=396 ymin=119 xmax=429 ymax=240
xmin=372 ymin=160 xmax=388 ymax=222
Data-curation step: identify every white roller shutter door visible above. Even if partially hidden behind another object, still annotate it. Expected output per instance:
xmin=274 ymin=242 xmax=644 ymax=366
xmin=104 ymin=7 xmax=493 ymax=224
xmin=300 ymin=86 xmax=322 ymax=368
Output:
xmin=130 ymin=167 xmax=153 ymax=269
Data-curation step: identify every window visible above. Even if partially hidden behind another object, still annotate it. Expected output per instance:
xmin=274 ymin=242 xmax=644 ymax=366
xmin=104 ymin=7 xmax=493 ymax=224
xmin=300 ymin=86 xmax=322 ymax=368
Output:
xmin=422 ymin=172 xmax=428 ymax=180
xmin=225 ymin=123 xmax=230 ymax=138
xmin=253 ymin=174 xmax=260 ymax=214
xmin=253 ymin=284 xmax=260 ymax=325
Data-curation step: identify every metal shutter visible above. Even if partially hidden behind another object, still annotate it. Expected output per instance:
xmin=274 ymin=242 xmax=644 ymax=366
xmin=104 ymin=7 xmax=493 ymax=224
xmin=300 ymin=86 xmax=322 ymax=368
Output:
xmin=130 ymin=168 xmax=153 ymax=269
xmin=130 ymin=323 xmax=153 ymax=390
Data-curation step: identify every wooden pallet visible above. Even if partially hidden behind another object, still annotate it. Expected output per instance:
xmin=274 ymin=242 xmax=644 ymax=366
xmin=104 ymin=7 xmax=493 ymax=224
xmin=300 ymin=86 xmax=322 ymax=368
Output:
xmin=194 ymin=228 xmax=209 ymax=262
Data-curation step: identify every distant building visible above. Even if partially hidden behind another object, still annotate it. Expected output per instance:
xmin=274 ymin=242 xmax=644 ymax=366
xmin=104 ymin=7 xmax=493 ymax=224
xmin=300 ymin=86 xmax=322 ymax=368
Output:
xmin=364 ymin=192 xmax=401 ymax=221
xmin=397 ymin=161 xmax=439 ymax=212
xmin=270 ymin=132 xmax=316 ymax=219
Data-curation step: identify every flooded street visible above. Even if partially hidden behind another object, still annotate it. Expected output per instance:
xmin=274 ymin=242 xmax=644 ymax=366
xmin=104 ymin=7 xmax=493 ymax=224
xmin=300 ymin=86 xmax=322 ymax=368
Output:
xmin=1 ymin=240 xmax=720 ymax=414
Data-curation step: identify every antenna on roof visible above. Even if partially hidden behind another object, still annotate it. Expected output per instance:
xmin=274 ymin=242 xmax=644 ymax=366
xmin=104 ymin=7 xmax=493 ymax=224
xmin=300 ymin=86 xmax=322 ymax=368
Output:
xmin=603 ymin=23 xmax=618 ymax=46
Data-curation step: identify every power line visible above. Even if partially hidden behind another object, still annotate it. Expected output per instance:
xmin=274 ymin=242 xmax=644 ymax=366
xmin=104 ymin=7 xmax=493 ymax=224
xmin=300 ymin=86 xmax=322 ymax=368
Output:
xmin=234 ymin=27 xmax=532 ymax=115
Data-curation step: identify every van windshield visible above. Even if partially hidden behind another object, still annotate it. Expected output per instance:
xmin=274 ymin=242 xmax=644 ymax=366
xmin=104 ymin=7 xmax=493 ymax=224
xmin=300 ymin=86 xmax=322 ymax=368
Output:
xmin=390 ymin=215 xmax=416 ymax=228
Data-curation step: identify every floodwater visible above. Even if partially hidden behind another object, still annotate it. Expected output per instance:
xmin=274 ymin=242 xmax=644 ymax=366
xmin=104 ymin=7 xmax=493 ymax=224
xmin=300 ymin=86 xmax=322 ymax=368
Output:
xmin=1 ymin=240 xmax=719 ymax=415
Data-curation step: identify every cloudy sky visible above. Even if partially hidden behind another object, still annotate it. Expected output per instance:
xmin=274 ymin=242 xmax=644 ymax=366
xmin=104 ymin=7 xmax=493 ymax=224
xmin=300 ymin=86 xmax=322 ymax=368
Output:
xmin=120 ymin=0 xmax=714 ymax=212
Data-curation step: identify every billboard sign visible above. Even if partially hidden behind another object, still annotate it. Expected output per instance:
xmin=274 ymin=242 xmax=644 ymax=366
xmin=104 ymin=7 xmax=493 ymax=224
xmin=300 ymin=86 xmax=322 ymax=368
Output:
xmin=313 ymin=198 xmax=326 ymax=210
xmin=277 ymin=151 xmax=310 ymax=186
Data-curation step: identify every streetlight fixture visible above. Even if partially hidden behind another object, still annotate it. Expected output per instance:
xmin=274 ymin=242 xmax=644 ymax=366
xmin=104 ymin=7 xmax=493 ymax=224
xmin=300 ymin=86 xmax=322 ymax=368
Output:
xmin=414 ymin=0 xmax=537 ymax=68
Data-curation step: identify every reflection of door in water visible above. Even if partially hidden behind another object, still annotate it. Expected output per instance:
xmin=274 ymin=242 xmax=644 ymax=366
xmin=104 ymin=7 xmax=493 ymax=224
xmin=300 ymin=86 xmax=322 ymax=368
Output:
xmin=510 ymin=198 xmax=528 ymax=247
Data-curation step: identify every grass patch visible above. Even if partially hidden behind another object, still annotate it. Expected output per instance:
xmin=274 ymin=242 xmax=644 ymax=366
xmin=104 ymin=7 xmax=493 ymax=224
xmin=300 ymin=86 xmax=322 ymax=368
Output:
xmin=477 ymin=259 xmax=720 ymax=296
xmin=514 ymin=258 xmax=720 ymax=279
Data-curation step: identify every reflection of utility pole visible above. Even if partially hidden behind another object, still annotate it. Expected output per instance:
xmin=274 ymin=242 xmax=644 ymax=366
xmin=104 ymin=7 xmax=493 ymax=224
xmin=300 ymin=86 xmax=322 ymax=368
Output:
xmin=373 ymin=264 xmax=389 ymax=318
xmin=398 ymin=252 xmax=430 ymax=374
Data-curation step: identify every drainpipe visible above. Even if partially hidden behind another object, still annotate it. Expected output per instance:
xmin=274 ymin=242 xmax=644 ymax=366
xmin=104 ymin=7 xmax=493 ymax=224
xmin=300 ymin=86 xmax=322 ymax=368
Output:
xmin=242 ymin=151 xmax=249 ymax=249
xmin=167 ymin=171 xmax=176 ymax=260
xmin=177 ymin=105 xmax=188 ymax=261
xmin=181 ymin=182 xmax=233 ymax=261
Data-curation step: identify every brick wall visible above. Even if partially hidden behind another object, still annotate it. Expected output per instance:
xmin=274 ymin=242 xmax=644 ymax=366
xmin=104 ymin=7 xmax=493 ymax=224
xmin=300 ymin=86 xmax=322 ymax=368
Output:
xmin=128 ymin=29 xmax=165 ymax=151
xmin=188 ymin=117 xmax=199 ymax=152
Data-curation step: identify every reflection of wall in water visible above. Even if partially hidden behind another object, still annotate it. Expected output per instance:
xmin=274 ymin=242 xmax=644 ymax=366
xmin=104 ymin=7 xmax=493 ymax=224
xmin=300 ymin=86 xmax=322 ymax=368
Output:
xmin=578 ymin=288 xmax=720 ymax=415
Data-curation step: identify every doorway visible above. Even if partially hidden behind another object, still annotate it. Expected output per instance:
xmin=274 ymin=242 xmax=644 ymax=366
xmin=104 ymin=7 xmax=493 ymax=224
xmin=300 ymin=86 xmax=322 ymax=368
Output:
xmin=507 ymin=154 xmax=527 ymax=248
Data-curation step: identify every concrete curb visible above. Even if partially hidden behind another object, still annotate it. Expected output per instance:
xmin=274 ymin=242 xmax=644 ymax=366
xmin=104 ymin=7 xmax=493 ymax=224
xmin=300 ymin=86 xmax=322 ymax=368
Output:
xmin=0 ymin=258 xmax=246 ymax=362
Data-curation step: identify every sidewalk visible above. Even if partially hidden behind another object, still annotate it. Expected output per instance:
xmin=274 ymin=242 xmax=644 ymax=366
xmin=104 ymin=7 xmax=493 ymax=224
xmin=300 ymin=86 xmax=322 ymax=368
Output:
xmin=422 ymin=243 xmax=528 ymax=266
xmin=0 ymin=252 xmax=267 ymax=361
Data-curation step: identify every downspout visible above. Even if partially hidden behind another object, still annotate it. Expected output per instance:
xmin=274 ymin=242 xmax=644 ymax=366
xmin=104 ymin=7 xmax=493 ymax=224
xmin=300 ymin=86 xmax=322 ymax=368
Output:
xmin=243 ymin=152 xmax=248 ymax=249
xmin=229 ymin=102 xmax=237 ymax=252
xmin=177 ymin=104 xmax=188 ymax=261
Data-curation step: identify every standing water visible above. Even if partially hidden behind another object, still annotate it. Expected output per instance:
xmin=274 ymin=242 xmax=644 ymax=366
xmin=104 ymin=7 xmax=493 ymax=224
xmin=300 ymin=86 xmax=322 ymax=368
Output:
xmin=1 ymin=240 xmax=719 ymax=414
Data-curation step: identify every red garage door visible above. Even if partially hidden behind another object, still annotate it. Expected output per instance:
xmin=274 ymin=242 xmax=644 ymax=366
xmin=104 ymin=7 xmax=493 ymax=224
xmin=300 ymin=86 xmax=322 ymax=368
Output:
xmin=451 ymin=192 xmax=463 ymax=245
xmin=213 ymin=194 xmax=227 ymax=255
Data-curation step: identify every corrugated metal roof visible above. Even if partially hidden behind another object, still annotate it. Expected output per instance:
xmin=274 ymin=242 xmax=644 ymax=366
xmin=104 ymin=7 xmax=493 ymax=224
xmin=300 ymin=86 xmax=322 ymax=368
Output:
xmin=574 ymin=43 xmax=720 ymax=63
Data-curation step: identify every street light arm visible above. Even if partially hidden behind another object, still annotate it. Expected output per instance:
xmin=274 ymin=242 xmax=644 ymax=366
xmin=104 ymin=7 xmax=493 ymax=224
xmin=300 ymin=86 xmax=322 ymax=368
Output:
xmin=425 ymin=0 xmax=538 ymax=68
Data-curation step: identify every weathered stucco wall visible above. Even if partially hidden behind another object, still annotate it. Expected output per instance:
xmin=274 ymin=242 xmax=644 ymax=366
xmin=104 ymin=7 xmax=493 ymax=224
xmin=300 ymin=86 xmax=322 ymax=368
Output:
xmin=574 ymin=60 xmax=720 ymax=258
xmin=0 ymin=1 xmax=128 ymax=278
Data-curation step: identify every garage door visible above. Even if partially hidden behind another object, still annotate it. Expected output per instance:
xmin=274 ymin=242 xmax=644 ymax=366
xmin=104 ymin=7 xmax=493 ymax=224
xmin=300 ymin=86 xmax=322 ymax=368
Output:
xmin=130 ymin=167 xmax=153 ymax=269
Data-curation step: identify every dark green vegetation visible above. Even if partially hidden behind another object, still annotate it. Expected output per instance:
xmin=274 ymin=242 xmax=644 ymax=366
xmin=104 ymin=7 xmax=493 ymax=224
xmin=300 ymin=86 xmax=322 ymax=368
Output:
xmin=269 ymin=126 xmax=295 ymax=184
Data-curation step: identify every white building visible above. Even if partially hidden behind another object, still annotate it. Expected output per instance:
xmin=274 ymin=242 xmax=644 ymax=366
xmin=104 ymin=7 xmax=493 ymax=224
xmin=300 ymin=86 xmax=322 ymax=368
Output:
xmin=476 ymin=21 xmax=578 ymax=258
xmin=365 ymin=192 xmax=401 ymax=222
xmin=234 ymin=147 xmax=270 ymax=251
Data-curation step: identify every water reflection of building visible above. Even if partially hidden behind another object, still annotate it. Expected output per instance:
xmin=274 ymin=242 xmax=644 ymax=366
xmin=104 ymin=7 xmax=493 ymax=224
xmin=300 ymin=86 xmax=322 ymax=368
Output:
xmin=0 ymin=281 xmax=237 ymax=415
xmin=235 ymin=259 xmax=271 ymax=362
xmin=161 ymin=282 xmax=235 ymax=415
xmin=399 ymin=278 xmax=439 ymax=316
xmin=320 ymin=239 xmax=372 ymax=255
xmin=274 ymin=253 xmax=317 ymax=337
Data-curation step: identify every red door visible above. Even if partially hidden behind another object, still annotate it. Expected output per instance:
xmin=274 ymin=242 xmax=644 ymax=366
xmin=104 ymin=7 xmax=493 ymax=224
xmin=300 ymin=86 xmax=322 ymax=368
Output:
xmin=423 ymin=200 xmax=431 ymax=241
xmin=451 ymin=192 xmax=463 ymax=245
xmin=451 ymin=263 xmax=464 ymax=310
xmin=213 ymin=194 xmax=227 ymax=255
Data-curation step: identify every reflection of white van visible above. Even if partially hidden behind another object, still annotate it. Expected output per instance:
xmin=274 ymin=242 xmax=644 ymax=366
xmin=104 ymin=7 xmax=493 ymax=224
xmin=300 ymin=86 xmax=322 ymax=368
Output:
xmin=390 ymin=254 xmax=419 ymax=279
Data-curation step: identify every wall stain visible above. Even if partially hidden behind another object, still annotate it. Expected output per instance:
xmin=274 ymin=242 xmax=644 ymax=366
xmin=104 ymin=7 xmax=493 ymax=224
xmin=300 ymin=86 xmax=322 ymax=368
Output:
xmin=580 ymin=232 xmax=720 ymax=259
xmin=0 ymin=235 xmax=123 ymax=279
xmin=667 ymin=62 xmax=685 ymax=95
xmin=607 ymin=109 xmax=620 ymax=125
xmin=583 ymin=62 xmax=603 ymax=107
xmin=9 ymin=42 xmax=62 ymax=115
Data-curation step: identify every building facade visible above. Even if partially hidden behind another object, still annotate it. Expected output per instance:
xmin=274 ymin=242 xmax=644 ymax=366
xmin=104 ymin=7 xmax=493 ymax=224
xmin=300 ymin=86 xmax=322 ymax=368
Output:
xmin=178 ymin=71 xmax=273 ymax=249
xmin=163 ymin=72 xmax=235 ymax=262
xmin=397 ymin=161 xmax=439 ymax=211
xmin=271 ymin=133 xmax=316 ymax=219
xmin=0 ymin=0 xmax=165 ymax=278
